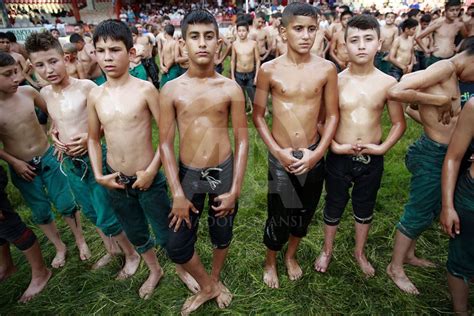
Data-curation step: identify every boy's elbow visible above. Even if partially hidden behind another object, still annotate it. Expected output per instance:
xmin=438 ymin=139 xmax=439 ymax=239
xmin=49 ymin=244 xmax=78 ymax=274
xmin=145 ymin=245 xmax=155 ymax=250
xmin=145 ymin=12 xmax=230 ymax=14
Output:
xmin=387 ymin=86 xmax=404 ymax=101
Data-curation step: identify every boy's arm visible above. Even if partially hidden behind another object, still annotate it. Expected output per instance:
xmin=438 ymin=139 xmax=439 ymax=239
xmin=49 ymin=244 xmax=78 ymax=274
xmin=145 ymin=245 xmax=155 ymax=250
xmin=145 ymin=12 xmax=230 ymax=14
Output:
xmin=329 ymin=36 xmax=344 ymax=67
xmin=132 ymin=85 xmax=162 ymax=190
xmin=0 ymin=148 xmax=36 ymax=182
xmin=415 ymin=21 xmax=440 ymax=54
xmin=159 ymin=85 xmax=198 ymax=231
xmin=254 ymin=42 xmax=261 ymax=84
xmin=388 ymin=38 xmax=406 ymax=71
xmin=260 ymin=30 xmax=271 ymax=60
xmin=174 ymin=41 xmax=188 ymax=64
xmin=31 ymin=87 xmax=48 ymax=115
xmin=290 ymin=64 xmax=339 ymax=175
xmin=230 ymin=43 xmax=236 ymax=80
xmin=219 ymin=37 xmax=232 ymax=63
xmin=17 ymin=55 xmax=39 ymax=88
xmin=440 ymin=100 xmax=474 ymax=237
xmin=87 ymin=89 xmax=124 ymax=190
xmin=405 ymin=105 xmax=422 ymax=124
xmin=212 ymin=83 xmax=249 ymax=217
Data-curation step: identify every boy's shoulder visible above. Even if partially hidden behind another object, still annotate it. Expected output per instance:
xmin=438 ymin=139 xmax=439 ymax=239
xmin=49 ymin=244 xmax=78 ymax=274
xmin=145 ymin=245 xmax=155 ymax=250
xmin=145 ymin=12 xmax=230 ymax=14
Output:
xmin=17 ymin=85 xmax=37 ymax=97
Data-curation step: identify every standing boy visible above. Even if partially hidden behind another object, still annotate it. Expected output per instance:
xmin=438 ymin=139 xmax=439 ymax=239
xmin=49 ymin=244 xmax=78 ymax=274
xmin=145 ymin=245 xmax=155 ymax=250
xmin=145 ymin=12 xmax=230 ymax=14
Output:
xmin=314 ymin=15 xmax=406 ymax=277
xmin=231 ymin=20 xmax=260 ymax=113
xmin=0 ymin=52 xmax=89 ymax=268
xmin=388 ymin=18 xmax=418 ymax=81
xmin=386 ymin=37 xmax=474 ymax=295
xmin=329 ymin=11 xmax=353 ymax=72
xmin=159 ymin=24 xmax=179 ymax=88
xmin=375 ymin=12 xmax=398 ymax=73
xmin=160 ymin=9 xmax=248 ymax=315
xmin=253 ymin=3 xmax=339 ymax=289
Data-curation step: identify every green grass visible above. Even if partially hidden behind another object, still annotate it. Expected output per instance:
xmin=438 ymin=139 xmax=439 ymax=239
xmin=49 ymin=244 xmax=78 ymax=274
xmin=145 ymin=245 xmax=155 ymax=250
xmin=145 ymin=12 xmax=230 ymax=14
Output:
xmin=1 ymin=60 xmax=472 ymax=314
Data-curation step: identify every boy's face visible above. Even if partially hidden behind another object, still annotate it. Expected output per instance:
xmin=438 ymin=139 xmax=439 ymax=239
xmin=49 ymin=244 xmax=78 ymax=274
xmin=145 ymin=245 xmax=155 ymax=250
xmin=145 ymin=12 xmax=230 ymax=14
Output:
xmin=0 ymin=39 xmax=10 ymax=52
xmin=283 ymin=16 xmax=317 ymax=55
xmin=74 ymin=40 xmax=85 ymax=51
xmin=385 ymin=14 xmax=396 ymax=25
xmin=341 ymin=14 xmax=351 ymax=28
xmin=0 ymin=65 xmax=19 ymax=94
xmin=74 ymin=26 xmax=84 ymax=35
xmin=446 ymin=6 xmax=461 ymax=21
xmin=64 ymin=51 xmax=77 ymax=62
xmin=95 ymin=38 xmax=134 ymax=78
xmin=406 ymin=26 xmax=417 ymax=37
xmin=420 ymin=21 xmax=429 ymax=29
xmin=132 ymin=33 xmax=138 ymax=43
xmin=29 ymin=48 xmax=67 ymax=85
xmin=237 ymin=26 xmax=248 ymax=40
xmin=345 ymin=27 xmax=380 ymax=65
xmin=185 ymin=23 xmax=219 ymax=66
xmin=256 ymin=17 xmax=265 ymax=28
xmin=51 ymin=30 xmax=60 ymax=39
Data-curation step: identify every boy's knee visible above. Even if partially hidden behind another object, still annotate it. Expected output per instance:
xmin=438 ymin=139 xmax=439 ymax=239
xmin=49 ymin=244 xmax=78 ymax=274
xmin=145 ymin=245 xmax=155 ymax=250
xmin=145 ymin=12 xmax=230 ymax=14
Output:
xmin=263 ymin=220 xmax=290 ymax=251
xmin=12 ymin=227 xmax=37 ymax=251
xmin=353 ymin=208 xmax=374 ymax=225
xmin=166 ymin=236 xmax=195 ymax=264
xmin=132 ymin=235 xmax=155 ymax=254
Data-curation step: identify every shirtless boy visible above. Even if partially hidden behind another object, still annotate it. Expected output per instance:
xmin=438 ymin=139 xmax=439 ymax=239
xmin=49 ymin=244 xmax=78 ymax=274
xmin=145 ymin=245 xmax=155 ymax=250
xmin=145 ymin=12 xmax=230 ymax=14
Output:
xmin=275 ymin=25 xmax=288 ymax=57
xmin=314 ymin=15 xmax=406 ymax=277
xmin=175 ymin=37 xmax=189 ymax=76
xmin=440 ymin=98 xmax=474 ymax=315
xmin=70 ymin=33 xmax=106 ymax=85
xmin=414 ymin=14 xmax=433 ymax=71
xmin=0 ymin=165 xmax=51 ymax=303
xmin=231 ymin=20 xmax=260 ymax=113
xmin=0 ymin=52 xmax=89 ymax=269
xmin=311 ymin=27 xmax=328 ymax=58
xmin=330 ymin=10 xmax=353 ymax=72
xmin=250 ymin=12 xmax=272 ymax=63
xmin=375 ymin=12 xmax=398 ymax=73
xmin=386 ymin=37 xmax=474 ymax=294
xmin=136 ymin=31 xmax=160 ymax=89
xmin=253 ymin=3 xmax=339 ymax=289
xmin=62 ymin=43 xmax=86 ymax=79
xmin=160 ymin=10 xmax=248 ymax=314
xmin=416 ymin=0 xmax=467 ymax=68
xmin=159 ymin=24 xmax=179 ymax=88
xmin=88 ymin=19 xmax=183 ymax=299
xmin=388 ymin=18 xmax=418 ymax=81
xmin=26 ymin=32 xmax=141 ymax=274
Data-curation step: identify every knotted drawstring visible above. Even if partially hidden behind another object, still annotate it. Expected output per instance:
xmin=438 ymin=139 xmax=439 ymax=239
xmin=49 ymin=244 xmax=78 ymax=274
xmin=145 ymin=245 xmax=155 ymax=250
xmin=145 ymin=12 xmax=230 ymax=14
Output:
xmin=201 ymin=167 xmax=223 ymax=190
xmin=352 ymin=155 xmax=371 ymax=165
xmin=60 ymin=157 xmax=88 ymax=181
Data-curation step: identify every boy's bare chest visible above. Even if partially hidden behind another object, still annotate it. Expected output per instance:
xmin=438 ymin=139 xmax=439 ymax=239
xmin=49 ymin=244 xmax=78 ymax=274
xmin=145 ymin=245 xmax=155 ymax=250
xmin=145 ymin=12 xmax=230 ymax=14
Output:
xmin=96 ymin=98 xmax=146 ymax=123
xmin=271 ymin=72 xmax=323 ymax=97
xmin=436 ymin=23 xmax=459 ymax=38
xmin=0 ymin=100 xmax=35 ymax=132
xmin=236 ymin=43 xmax=254 ymax=55
xmin=339 ymin=81 xmax=386 ymax=110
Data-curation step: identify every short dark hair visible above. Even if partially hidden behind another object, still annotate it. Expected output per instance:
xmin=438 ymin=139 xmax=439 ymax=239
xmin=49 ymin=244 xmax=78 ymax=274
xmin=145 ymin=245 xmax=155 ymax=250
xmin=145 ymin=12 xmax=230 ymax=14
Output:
xmin=0 ymin=32 xmax=8 ymax=40
xmin=236 ymin=21 xmax=249 ymax=30
xmin=400 ymin=18 xmax=419 ymax=31
xmin=445 ymin=0 xmax=461 ymax=8
xmin=0 ymin=52 xmax=15 ymax=67
xmin=256 ymin=12 xmax=266 ymax=20
xmin=130 ymin=26 xmax=139 ymax=35
xmin=69 ymin=33 xmax=84 ymax=44
xmin=345 ymin=14 xmax=380 ymax=40
xmin=272 ymin=12 xmax=282 ymax=19
xmin=93 ymin=19 xmax=133 ymax=51
xmin=25 ymin=31 xmax=63 ymax=55
xmin=281 ymin=2 xmax=317 ymax=27
xmin=5 ymin=32 xmax=17 ymax=43
xmin=420 ymin=14 xmax=432 ymax=23
xmin=385 ymin=12 xmax=396 ymax=18
xmin=459 ymin=36 xmax=474 ymax=55
xmin=340 ymin=10 xmax=354 ymax=20
xmin=407 ymin=8 xmax=420 ymax=18
xmin=180 ymin=9 xmax=218 ymax=40
xmin=164 ymin=24 xmax=175 ymax=36
xmin=50 ymin=28 xmax=59 ymax=33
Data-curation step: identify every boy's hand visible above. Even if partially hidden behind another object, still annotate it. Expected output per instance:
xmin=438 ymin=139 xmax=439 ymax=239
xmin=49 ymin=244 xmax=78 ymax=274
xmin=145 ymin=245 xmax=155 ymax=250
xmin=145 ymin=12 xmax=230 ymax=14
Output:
xmin=97 ymin=172 xmax=125 ymax=190
xmin=50 ymin=129 xmax=68 ymax=152
xmin=289 ymin=148 xmax=321 ymax=175
xmin=276 ymin=148 xmax=299 ymax=172
xmin=132 ymin=170 xmax=154 ymax=190
xmin=12 ymin=160 xmax=36 ymax=182
xmin=358 ymin=144 xmax=385 ymax=156
xmin=440 ymin=206 xmax=460 ymax=238
xmin=65 ymin=133 xmax=88 ymax=157
xmin=330 ymin=142 xmax=357 ymax=155
xmin=168 ymin=195 xmax=199 ymax=232
xmin=53 ymin=147 xmax=64 ymax=161
xmin=438 ymin=96 xmax=454 ymax=125
xmin=161 ymin=66 xmax=169 ymax=74
xmin=212 ymin=191 xmax=237 ymax=217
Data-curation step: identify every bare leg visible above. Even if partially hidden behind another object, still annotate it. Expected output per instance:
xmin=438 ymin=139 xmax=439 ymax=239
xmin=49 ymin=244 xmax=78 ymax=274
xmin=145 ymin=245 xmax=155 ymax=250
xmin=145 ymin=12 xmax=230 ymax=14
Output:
xmin=354 ymin=222 xmax=375 ymax=277
xmin=63 ymin=213 xmax=91 ymax=261
xmin=137 ymin=248 xmax=163 ymax=300
xmin=211 ymin=247 xmax=232 ymax=309
xmin=18 ymin=240 xmax=52 ymax=303
xmin=447 ymin=272 xmax=470 ymax=315
xmin=38 ymin=222 xmax=67 ymax=268
xmin=314 ymin=224 xmax=337 ymax=273
xmin=114 ymin=232 xmax=140 ymax=279
xmin=263 ymin=249 xmax=279 ymax=289
xmin=404 ymin=239 xmax=436 ymax=267
xmin=176 ymin=264 xmax=200 ymax=294
xmin=91 ymin=229 xmax=116 ymax=270
xmin=0 ymin=243 xmax=17 ymax=281
xmin=285 ymin=235 xmax=303 ymax=281
xmin=386 ymin=230 xmax=419 ymax=294
xmin=180 ymin=252 xmax=220 ymax=315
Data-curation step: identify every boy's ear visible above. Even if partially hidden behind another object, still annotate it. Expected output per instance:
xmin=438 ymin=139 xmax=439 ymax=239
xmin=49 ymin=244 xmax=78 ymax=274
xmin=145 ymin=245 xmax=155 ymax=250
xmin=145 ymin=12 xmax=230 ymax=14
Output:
xmin=216 ymin=37 xmax=223 ymax=53
xmin=377 ymin=38 xmax=382 ymax=51
xmin=281 ymin=26 xmax=288 ymax=41
xmin=64 ymin=55 xmax=70 ymax=63
xmin=129 ymin=47 xmax=137 ymax=59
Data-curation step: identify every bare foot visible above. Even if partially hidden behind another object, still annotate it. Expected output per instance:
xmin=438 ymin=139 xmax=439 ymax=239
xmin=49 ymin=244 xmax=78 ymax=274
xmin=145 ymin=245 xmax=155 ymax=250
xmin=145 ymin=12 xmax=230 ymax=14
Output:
xmin=0 ymin=265 xmax=17 ymax=282
xmin=216 ymin=281 xmax=232 ymax=309
xmin=263 ymin=264 xmax=279 ymax=289
xmin=51 ymin=247 xmax=67 ymax=269
xmin=176 ymin=265 xmax=200 ymax=294
xmin=138 ymin=268 xmax=163 ymax=300
xmin=181 ymin=283 xmax=220 ymax=315
xmin=314 ymin=251 xmax=331 ymax=273
xmin=18 ymin=269 xmax=52 ymax=303
xmin=116 ymin=252 xmax=140 ymax=280
xmin=404 ymin=255 xmax=436 ymax=268
xmin=354 ymin=253 xmax=375 ymax=278
xmin=285 ymin=257 xmax=303 ymax=281
xmin=91 ymin=253 xmax=114 ymax=270
xmin=77 ymin=242 xmax=91 ymax=261
xmin=386 ymin=263 xmax=419 ymax=295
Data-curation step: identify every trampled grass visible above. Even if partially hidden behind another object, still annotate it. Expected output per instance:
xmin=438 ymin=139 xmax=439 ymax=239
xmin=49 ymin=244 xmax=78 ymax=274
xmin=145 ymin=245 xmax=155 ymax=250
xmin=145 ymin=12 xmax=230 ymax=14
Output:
xmin=1 ymin=63 xmax=472 ymax=314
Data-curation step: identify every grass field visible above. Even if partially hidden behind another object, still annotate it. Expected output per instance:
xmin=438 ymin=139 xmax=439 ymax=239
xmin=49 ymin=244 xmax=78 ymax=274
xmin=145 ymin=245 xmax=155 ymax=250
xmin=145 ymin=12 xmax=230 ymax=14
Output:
xmin=1 ymin=62 xmax=472 ymax=314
